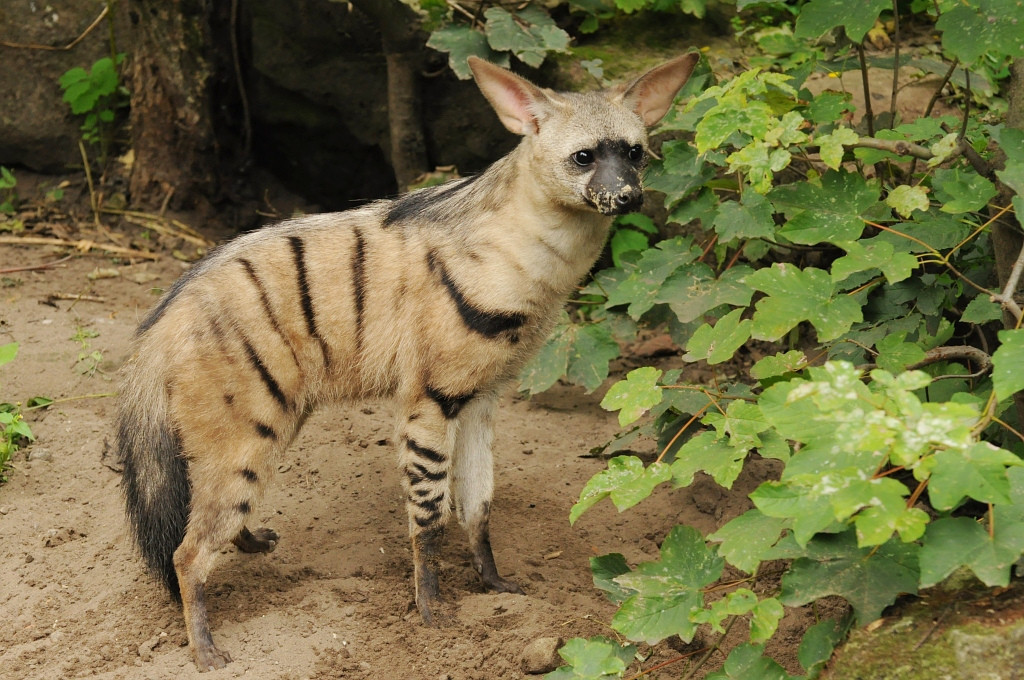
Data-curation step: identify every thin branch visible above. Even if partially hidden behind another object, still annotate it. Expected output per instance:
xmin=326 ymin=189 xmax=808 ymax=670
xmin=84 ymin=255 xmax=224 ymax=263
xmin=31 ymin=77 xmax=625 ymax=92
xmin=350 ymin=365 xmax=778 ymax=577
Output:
xmin=0 ymin=254 xmax=74 ymax=274
xmin=857 ymin=43 xmax=875 ymax=137
xmin=0 ymin=236 xmax=158 ymax=260
xmin=0 ymin=5 xmax=108 ymax=50
xmin=890 ymin=0 xmax=902 ymax=129
xmin=991 ymin=233 xmax=1024 ymax=326
xmin=679 ymin=616 xmax=740 ymax=680
xmin=923 ymin=59 xmax=958 ymax=119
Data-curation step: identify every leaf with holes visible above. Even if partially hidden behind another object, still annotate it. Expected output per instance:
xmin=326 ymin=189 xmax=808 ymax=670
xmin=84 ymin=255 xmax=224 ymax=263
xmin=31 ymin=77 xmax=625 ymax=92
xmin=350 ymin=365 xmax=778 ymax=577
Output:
xmin=780 ymin=530 xmax=919 ymax=625
xmin=546 ymin=636 xmax=637 ymax=679
xmin=611 ymin=526 xmax=724 ymax=644
xmin=601 ymin=366 xmax=664 ymax=426
xmin=794 ymin=0 xmax=890 ymax=42
xmin=570 ymin=456 xmax=672 ymax=524
xmin=772 ymin=170 xmax=879 ymax=245
xmin=745 ymin=264 xmax=863 ymax=341
xmin=683 ymin=308 xmax=752 ymax=365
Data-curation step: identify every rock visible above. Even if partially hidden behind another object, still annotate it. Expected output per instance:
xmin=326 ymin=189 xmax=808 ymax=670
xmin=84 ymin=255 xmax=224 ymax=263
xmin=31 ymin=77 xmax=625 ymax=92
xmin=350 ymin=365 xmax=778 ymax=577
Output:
xmin=0 ymin=2 xmax=129 ymax=171
xmin=27 ymin=448 xmax=52 ymax=462
xmin=521 ymin=637 xmax=562 ymax=674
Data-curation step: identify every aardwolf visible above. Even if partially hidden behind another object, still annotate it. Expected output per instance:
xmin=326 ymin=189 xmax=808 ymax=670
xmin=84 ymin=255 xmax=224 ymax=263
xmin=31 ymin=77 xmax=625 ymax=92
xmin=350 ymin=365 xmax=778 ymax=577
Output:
xmin=118 ymin=52 xmax=698 ymax=671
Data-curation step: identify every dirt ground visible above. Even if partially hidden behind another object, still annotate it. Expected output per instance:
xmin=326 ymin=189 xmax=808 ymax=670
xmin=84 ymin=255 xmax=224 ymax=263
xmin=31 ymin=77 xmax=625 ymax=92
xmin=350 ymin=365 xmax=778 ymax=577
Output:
xmin=0 ymin=221 xmax=822 ymax=680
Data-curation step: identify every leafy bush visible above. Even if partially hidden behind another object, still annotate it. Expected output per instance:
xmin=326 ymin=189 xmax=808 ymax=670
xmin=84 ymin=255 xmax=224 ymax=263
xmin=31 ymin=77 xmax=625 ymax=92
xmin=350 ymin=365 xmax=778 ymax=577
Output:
xmin=464 ymin=0 xmax=1024 ymax=676
xmin=58 ymin=53 xmax=129 ymax=161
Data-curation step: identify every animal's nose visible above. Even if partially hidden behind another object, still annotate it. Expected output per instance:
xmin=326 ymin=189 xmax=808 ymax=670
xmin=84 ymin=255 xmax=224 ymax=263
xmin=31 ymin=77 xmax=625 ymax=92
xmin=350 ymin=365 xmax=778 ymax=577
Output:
xmin=614 ymin=188 xmax=643 ymax=213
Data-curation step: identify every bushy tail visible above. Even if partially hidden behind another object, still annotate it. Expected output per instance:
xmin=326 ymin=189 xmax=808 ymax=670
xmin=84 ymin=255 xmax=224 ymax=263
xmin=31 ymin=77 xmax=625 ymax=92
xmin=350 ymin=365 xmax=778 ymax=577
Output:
xmin=117 ymin=369 xmax=190 ymax=600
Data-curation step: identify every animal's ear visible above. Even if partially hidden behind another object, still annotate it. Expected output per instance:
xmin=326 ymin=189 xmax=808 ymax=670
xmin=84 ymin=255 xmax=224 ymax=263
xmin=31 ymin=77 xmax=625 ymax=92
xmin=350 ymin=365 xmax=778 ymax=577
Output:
xmin=468 ymin=56 xmax=560 ymax=135
xmin=615 ymin=53 xmax=700 ymax=126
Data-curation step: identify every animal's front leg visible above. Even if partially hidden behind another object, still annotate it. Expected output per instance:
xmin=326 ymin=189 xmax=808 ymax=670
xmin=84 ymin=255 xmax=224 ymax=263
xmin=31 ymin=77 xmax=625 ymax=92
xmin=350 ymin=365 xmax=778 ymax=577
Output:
xmin=453 ymin=395 xmax=524 ymax=595
xmin=399 ymin=396 xmax=458 ymax=624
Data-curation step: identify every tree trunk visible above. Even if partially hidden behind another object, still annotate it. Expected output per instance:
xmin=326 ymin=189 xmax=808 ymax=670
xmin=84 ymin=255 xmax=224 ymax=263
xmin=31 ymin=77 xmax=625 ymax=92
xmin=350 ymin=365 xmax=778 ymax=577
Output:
xmin=349 ymin=0 xmax=429 ymax=192
xmin=990 ymin=58 xmax=1024 ymax=424
xmin=126 ymin=0 xmax=219 ymax=210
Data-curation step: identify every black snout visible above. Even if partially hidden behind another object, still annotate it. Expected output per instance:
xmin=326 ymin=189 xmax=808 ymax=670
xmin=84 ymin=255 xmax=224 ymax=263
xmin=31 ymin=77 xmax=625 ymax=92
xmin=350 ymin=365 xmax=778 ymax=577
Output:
xmin=586 ymin=161 xmax=644 ymax=216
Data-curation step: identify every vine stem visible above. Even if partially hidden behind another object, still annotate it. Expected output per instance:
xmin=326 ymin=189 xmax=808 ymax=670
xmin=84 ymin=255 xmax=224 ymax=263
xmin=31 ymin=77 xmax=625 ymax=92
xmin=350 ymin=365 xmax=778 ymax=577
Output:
xmin=857 ymin=43 xmax=875 ymax=137
xmin=623 ymin=648 xmax=708 ymax=680
xmin=655 ymin=402 xmax=713 ymax=465
xmin=679 ymin=615 xmax=741 ymax=680
xmin=990 ymin=223 xmax=1024 ymax=325
xmin=889 ymin=0 xmax=901 ymax=129
xmin=24 ymin=392 xmax=117 ymax=411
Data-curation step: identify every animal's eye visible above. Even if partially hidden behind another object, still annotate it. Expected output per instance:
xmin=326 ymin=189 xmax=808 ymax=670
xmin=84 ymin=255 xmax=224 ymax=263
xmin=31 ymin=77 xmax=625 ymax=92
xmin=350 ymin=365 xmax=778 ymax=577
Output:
xmin=571 ymin=149 xmax=595 ymax=166
xmin=628 ymin=145 xmax=644 ymax=162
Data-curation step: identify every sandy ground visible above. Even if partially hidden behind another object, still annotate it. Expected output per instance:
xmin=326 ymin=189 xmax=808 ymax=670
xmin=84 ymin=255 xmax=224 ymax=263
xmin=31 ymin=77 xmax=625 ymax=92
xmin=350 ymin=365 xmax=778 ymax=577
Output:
xmin=0 ymin=242 xmax=819 ymax=679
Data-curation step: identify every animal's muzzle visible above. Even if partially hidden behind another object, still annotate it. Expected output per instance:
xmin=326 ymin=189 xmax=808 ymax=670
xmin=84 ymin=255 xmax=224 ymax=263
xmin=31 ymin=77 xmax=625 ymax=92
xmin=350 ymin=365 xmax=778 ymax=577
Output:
xmin=586 ymin=183 xmax=644 ymax=215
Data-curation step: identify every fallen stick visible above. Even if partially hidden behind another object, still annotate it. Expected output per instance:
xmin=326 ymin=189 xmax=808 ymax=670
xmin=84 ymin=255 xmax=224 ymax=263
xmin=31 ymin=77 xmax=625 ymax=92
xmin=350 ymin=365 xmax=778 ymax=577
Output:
xmin=0 ymin=236 xmax=159 ymax=260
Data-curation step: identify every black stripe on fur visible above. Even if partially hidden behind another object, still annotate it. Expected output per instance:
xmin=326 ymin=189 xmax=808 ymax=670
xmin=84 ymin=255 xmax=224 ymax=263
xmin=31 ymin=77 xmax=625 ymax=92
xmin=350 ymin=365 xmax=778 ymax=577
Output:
xmin=288 ymin=236 xmax=332 ymax=366
xmin=426 ymin=250 xmax=526 ymax=340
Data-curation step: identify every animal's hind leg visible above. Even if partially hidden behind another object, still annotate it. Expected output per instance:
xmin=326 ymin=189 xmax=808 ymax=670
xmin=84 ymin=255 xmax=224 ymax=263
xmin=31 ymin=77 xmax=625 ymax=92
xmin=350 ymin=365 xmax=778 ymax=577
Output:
xmin=174 ymin=450 xmax=276 ymax=671
xmin=452 ymin=395 xmax=524 ymax=595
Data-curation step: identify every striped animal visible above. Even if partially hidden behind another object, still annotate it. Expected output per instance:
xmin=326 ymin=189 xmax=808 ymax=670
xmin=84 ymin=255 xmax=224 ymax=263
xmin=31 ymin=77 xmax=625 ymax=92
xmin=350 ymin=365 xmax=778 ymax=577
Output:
xmin=117 ymin=53 xmax=698 ymax=671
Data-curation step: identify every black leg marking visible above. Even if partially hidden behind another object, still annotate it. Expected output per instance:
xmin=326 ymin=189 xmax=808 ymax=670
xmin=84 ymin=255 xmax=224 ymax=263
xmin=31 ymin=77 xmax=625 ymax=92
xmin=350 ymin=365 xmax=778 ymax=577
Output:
xmin=238 ymin=258 xmax=302 ymax=370
xmin=254 ymin=422 xmax=277 ymax=440
xmin=413 ymin=526 xmax=445 ymax=625
xmin=288 ymin=235 xmax=332 ymax=367
xmin=425 ymin=385 xmax=474 ymax=419
xmin=426 ymin=250 xmax=526 ymax=340
xmin=407 ymin=462 xmax=447 ymax=484
xmin=240 ymin=468 xmax=259 ymax=483
xmin=406 ymin=437 xmax=446 ymax=464
xmin=352 ymin=228 xmax=367 ymax=352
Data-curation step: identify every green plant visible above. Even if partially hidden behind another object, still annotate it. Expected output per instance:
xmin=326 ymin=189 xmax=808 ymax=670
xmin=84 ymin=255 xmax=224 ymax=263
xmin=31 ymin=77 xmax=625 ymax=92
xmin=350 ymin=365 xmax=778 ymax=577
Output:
xmin=0 ymin=166 xmax=18 ymax=214
xmin=508 ymin=0 xmax=1024 ymax=676
xmin=58 ymin=53 xmax=128 ymax=162
xmin=0 ymin=343 xmax=35 ymax=481
xmin=71 ymin=325 xmax=104 ymax=377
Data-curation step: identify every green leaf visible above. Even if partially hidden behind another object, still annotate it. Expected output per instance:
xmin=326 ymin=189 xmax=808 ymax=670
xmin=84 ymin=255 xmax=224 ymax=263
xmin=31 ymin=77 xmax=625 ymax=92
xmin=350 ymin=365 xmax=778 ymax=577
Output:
xmin=830 ymin=240 xmax=918 ymax=285
xmin=0 ymin=342 xmax=18 ymax=367
xmin=519 ymin=314 xmax=573 ymax=394
xmin=484 ymin=6 xmax=569 ymax=67
xmin=749 ymin=597 xmax=786 ymax=644
xmin=805 ymin=91 xmax=853 ymax=125
xmin=712 ymin=192 xmax=776 ymax=242
xmin=798 ymin=617 xmax=850 ymax=676
xmin=874 ymin=332 xmax=927 ymax=373
xmin=772 ymin=170 xmax=879 ymax=245
xmin=705 ymin=644 xmax=796 ymax=680
xmin=928 ymin=442 xmax=1021 ymax=510
xmin=992 ymin=329 xmax=1024 ymax=402
xmin=961 ymin=294 xmax=1003 ymax=324
xmin=646 ymin=140 xmax=716 ymax=209
xmin=750 ymin=350 xmax=807 ymax=381
xmin=567 ymin=322 xmax=621 ymax=393
xmin=745 ymin=264 xmax=863 ymax=341
xmin=427 ymin=25 xmax=508 ymax=79
xmin=794 ymin=0 xmax=890 ymax=42
xmin=709 ymin=510 xmax=789 ymax=574
xmin=750 ymin=480 xmax=838 ymax=545
xmin=605 ymin=237 xmax=701 ymax=319
xmin=932 ymin=167 xmax=997 ymax=214
xmin=936 ymin=0 xmax=1024 ymax=65
xmin=657 ymin=265 xmax=754 ymax=324
xmin=997 ymin=160 xmax=1024 ymax=196
xmin=817 ymin=127 xmax=859 ymax=170
xmin=885 ymin=184 xmax=931 ymax=218
xmin=591 ymin=553 xmax=635 ymax=603
xmin=612 ymin=526 xmax=724 ymax=644
xmin=570 ymin=456 xmax=672 ymax=523
xmin=919 ymin=515 xmax=1024 ymax=588
xmin=691 ymin=589 xmax=758 ymax=631
xmin=601 ymin=366 xmax=664 ymax=426
xmin=696 ymin=100 xmax=774 ymax=153
xmin=610 ymin=228 xmax=650 ymax=267
xmin=780 ymin=530 xmax=919 ymax=625
xmin=683 ymin=308 xmax=752 ymax=365
xmin=546 ymin=636 xmax=636 ymax=679
xmin=920 ymin=467 xmax=1024 ymax=587
xmin=670 ymin=430 xmax=749 ymax=489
